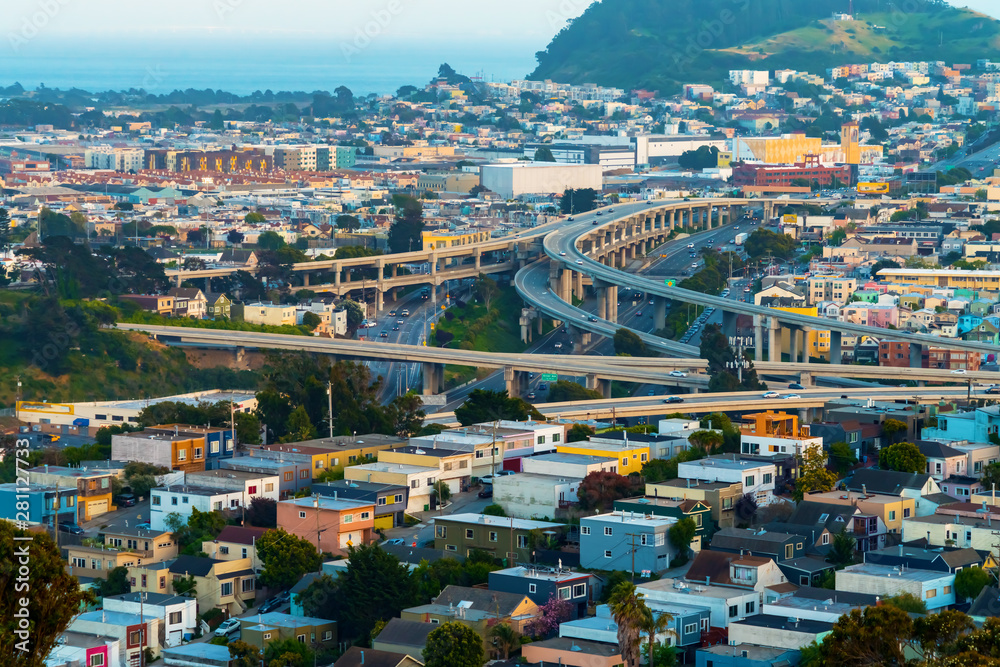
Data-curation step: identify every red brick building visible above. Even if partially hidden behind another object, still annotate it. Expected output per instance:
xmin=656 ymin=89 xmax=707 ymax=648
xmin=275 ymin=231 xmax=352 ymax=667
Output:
xmin=733 ymin=162 xmax=853 ymax=188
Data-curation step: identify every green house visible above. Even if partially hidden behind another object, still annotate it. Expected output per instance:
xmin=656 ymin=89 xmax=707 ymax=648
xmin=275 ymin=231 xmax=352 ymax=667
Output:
xmin=613 ymin=496 xmax=714 ymax=541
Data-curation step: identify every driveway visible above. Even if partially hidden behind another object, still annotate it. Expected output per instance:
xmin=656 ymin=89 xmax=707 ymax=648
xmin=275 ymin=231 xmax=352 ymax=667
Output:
xmin=381 ymin=489 xmax=493 ymax=547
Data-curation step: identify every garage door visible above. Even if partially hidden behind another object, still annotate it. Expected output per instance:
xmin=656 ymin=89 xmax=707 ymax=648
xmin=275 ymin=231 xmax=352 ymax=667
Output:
xmin=87 ymin=499 xmax=108 ymax=518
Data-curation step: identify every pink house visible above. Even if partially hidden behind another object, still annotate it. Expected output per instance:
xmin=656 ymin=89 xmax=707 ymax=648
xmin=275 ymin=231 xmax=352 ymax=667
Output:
xmin=277 ymin=495 xmax=375 ymax=556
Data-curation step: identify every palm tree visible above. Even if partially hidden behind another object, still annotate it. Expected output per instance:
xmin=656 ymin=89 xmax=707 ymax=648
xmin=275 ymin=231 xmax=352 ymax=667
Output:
xmin=608 ymin=582 xmax=645 ymax=667
xmin=640 ymin=603 xmax=675 ymax=667
xmin=487 ymin=622 xmax=520 ymax=660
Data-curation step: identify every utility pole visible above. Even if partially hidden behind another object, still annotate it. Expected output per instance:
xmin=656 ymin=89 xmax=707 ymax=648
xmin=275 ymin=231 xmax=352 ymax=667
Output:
xmin=626 ymin=532 xmax=640 ymax=582
xmin=327 ymin=381 xmax=334 ymax=439
xmin=491 ymin=419 xmax=499 ymax=478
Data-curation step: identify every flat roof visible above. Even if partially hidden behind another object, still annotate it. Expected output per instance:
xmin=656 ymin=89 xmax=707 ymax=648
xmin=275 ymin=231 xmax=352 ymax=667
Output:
xmin=349 ymin=462 xmax=438 ymax=475
xmin=700 ymin=644 xmax=793 ymax=660
xmin=527 ymin=453 xmax=616 ymax=466
xmin=492 ymin=566 xmax=593 ymax=583
xmin=584 ymin=511 xmax=677 ymax=528
xmin=280 ymin=496 xmax=373 ymax=511
xmin=105 ymin=391 xmax=256 ymax=412
xmin=435 ymin=513 xmax=564 ymax=530
xmin=840 ymin=563 xmax=952 ymax=583
xmin=678 ymin=457 xmax=774 ymax=471
xmin=188 ymin=469 xmax=275 ymax=481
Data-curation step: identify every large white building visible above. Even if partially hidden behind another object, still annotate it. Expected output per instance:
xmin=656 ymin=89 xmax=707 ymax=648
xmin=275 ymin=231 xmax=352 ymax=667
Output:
xmin=85 ymin=146 xmax=145 ymax=172
xmin=481 ymin=163 xmax=603 ymax=199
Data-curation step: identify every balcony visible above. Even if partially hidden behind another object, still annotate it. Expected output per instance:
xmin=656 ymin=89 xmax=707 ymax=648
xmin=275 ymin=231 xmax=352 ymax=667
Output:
xmin=853 ymin=516 xmax=879 ymax=537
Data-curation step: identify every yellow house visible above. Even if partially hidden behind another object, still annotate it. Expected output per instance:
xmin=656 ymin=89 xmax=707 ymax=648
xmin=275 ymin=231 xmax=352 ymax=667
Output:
xmin=556 ymin=441 xmax=650 ymax=476
xmin=774 ymin=306 xmax=830 ymax=357
xmin=740 ymin=134 xmax=823 ymax=164
xmin=238 ymin=302 xmax=297 ymax=326
xmin=256 ymin=434 xmax=403 ymax=479
xmin=129 ymin=555 xmax=256 ymax=616
xmin=805 ymin=490 xmax=916 ymax=534
xmin=66 ymin=545 xmax=144 ymax=580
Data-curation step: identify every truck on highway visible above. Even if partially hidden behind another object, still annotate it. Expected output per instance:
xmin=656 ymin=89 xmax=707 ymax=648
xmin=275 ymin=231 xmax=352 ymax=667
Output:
xmin=734 ymin=232 xmax=749 ymax=246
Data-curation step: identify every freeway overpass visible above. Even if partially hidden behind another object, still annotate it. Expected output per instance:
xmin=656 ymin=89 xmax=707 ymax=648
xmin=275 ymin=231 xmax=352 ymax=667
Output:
xmin=425 ymin=386 xmax=976 ymax=427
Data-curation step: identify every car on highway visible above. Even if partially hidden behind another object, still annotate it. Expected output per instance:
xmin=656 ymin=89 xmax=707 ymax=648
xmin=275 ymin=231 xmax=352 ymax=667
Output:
xmin=380 ymin=331 xmax=388 ymax=338
xmin=951 ymin=369 xmax=968 ymax=374
xmin=592 ymin=221 xmax=599 ymax=225
xmin=568 ymin=217 xmax=574 ymax=221
xmin=589 ymin=316 xmax=598 ymax=322
xmin=669 ymin=370 xmax=688 ymax=378
xmin=539 ymin=383 xmax=549 ymax=391
xmin=392 ymin=326 xmax=399 ymax=331
xmin=687 ymin=243 xmax=695 ymax=248
xmin=388 ymin=310 xmax=397 ymax=316
xmin=595 ymin=212 xmax=603 ymax=216
xmin=636 ymin=311 xmax=643 ymax=316
xmin=647 ymin=389 xmax=655 ymax=396
xmin=788 ymin=383 xmax=805 ymax=390
xmin=554 ymin=342 xmax=563 ymax=349
xmin=401 ymin=309 xmax=410 ymax=317
xmin=762 ymin=391 xmax=780 ymax=398
xmin=988 ymin=387 xmax=1000 ymax=395
xmin=560 ymin=252 xmax=567 ymax=256
xmin=663 ymin=396 xmax=685 ymax=404
xmin=59 ymin=522 xmax=86 ymax=535
xmin=783 ymin=394 xmax=801 ymax=400
xmin=576 ymin=260 xmax=584 ymax=265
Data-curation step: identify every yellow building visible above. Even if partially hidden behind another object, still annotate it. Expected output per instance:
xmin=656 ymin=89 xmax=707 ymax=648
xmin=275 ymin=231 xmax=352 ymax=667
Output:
xmin=841 ymin=122 xmax=861 ymax=165
xmin=805 ymin=490 xmax=915 ymax=534
xmin=877 ymin=268 xmax=1000 ymax=290
xmin=129 ymin=556 xmax=256 ymax=616
xmin=556 ymin=441 xmax=649 ymax=476
xmin=738 ymin=134 xmax=823 ymax=165
xmin=774 ymin=307 xmax=831 ymax=357
xmin=27 ymin=466 xmax=116 ymax=522
xmin=422 ymin=229 xmax=492 ymax=251
xmin=237 ymin=302 xmax=297 ymax=326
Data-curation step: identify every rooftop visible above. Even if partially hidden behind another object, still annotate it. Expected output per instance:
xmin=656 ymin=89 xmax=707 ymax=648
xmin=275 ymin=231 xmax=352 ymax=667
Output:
xmin=583 ymin=511 xmax=677 ymax=528
xmin=840 ymin=563 xmax=953 ymax=583
xmin=435 ymin=513 xmax=564 ymax=530
xmin=491 ymin=565 xmax=593 ymax=584
xmin=280 ymin=496 xmax=374 ymax=511
xmin=699 ymin=643 xmax=794 ymax=660
xmin=241 ymin=611 xmax=332 ymax=630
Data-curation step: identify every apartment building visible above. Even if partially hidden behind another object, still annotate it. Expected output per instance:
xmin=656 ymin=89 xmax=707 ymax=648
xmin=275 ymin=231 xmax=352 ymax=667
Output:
xmin=103 ymin=593 xmax=197 ymax=648
xmin=345 ymin=462 xmax=439 ymax=512
xmin=313 ymin=479 xmax=409 ymax=530
xmin=112 ymin=424 xmax=236 ymax=472
xmin=150 ymin=486 xmax=250 ymax=532
xmin=677 ymin=457 xmax=777 ymax=507
xmin=739 ymin=411 xmax=823 ymax=459
xmin=233 ymin=302 xmax=297 ymax=326
xmin=433 ymin=513 xmax=565 ymax=563
xmin=556 ymin=440 xmax=650 ymax=476
xmin=806 ymin=276 xmax=857 ymax=305
xmin=378 ymin=445 xmax=473 ymax=494
xmin=836 ymin=564 xmax=955 ymax=611
xmin=0 ymin=483 xmax=78 ymax=528
xmin=580 ymin=511 xmax=678 ymax=573
xmin=646 ymin=479 xmax=743 ymax=530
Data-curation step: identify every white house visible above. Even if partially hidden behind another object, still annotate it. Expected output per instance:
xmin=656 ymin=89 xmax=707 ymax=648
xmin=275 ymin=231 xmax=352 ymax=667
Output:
xmin=150 ymin=486 xmax=250 ymax=531
xmin=521 ymin=453 xmax=618 ymax=478
xmin=103 ymin=593 xmax=197 ymax=648
xmin=836 ymin=563 xmax=955 ymax=611
xmin=677 ymin=457 xmax=777 ymax=506
xmin=639 ymin=577 xmax=760 ymax=628
xmin=493 ymin=473 xmax=581 ymax=520
xmin=184 ymin=469 xmax=281 ymax=502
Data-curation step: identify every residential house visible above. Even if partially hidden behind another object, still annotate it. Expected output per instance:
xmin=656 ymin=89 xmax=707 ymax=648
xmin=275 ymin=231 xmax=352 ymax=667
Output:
xmin=254 ymin=434 xmax=404 ymax=479
xmin=709 ymin=527 xmax=804 ymax=563
xmin=580 ymin=511 xmax=678 ymax=573
xmin=67 ymin=610 xmax=160 ymax=666
xmin=161 ymin=644 xmax=232 ymax=667
xmin=103 ymin=592 xmax=197 ymax=648
xmin=783 ymin=500 xmax=887 ymax=553
xmin=922 ymin=406 xmax=1000 ymax=447
xmin=639 ymin=576 xmax=761 ymax=629
xmin=200 ymin=525 xmax=268 ymax=571
xmin=150 ymin=485 xmax=256 ymax=532
xmin=522 ymin=637 xmax=622 ymax=667
xmin=313 ymin=479 xmax=409 ymax=530
xmin=335 ymin=647 xmax=424 ymax=667
xmin=559 ymin=600 xmax=710 ymax=657
xmin=65 ymin=543 xmax=144 ymax=580
xmin=695 ymin=644 xmax=801 ymax=667
xmin=950 ymin=442 xmax=1000 ymax=478
xmin=205 ymin=292 xmax=232 ymax=319
xmin=488 ymin=565 xmax=599 ymax=619
xmin=128 ymin=555 xmax=256 ymax=616
xmin=219 ymin=455 xmax=310 ymax=500
xmin=865 ymin=545 xmax=994 ymax=574
xmin=45 ymin=634 xmax=121 ymax=667
xmin=728 ymin=615 xmax=833 ymax=651
xmin=677 ymin=457 xmax=777 ymax=507
xmin=118 ymin=294 xmax=175 ymax=315
xmin=588 ymin=430 xmax=692 ymax=461
xmin=277 ymin=495 xmax=375 ymax=555
xmin=167 ymin=287 xmax=208 ymax=319
xmin=185 ymin=468 xmax=280 ymax=502
xmin=402 ymin=585 xmax=540 ymax=637
xmin=27 ymin=466 xmax=115 ymax=523
xmin=739 ymin=411 xmax=824 ymax=458
xmin=646 ymin=479 xmax=743 ymax=530
xmin=112 ymin=424 xmax=236 ymax=472
xmin=101 ymin=526 xmax=178 ymax=562
xmin=920 ymin=440 xmax=970 ymax=482
xmin=520 ymin=453 xmax=619 ymax=477
xmin=836 ymin=563 xmax=955 ymax=610
xmin=433 ymin=513 xmax=565 ymax=563
xmin=239 ymin=611 xmax=337 ymax=653
xmin=556 ymin=439 xmax=649 ymax=476
xmin=345 ymin=462 xmax=438 ymax=513
xmin=846 ymin=469 xmax=943 ymax=516
xmin=492 ymin=473 xmax=582 ymax=520
xmin=613 ymin=496 xmax=712 ymax=545
xmin=372 ymin=618 xmax=435 ymax=659
xmin=969 ymin=586 xmax=1000 ymax=623
xmin=378 ymin=445 xmax=474 ymax=494
xmin=232 ymin=302 xmax=297 ymax=326
xmin=802 ymin=490 xmax=916 ymax=534
xmin=762 ymin=586 xmax=879 ymax=624
xmin=0 ymin=482 xmax=77 ymax=529
xmin=941 ymin=475 xmax=985 ymax=501
xmin=684 ymin=550 xmax=789 ymax=594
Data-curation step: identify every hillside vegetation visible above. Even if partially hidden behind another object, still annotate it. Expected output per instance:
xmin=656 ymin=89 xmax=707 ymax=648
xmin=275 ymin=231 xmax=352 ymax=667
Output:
xmin=530 ymin=0 xmax=1000 ymax=92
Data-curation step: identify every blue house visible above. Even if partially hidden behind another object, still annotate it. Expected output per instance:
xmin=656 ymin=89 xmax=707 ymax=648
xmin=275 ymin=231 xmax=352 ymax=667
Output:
xmin=0 ymin=483 xmax=78 ymax=528
xmin=922 ymin=406 xmax=1000 ymax=445
xmin=489 ymin=565 xmax=599 ymax=619
xmin=696 ymin=644 xmax=800 ymax=667
xmin=560 ymin=602 xmax=709 ymax=654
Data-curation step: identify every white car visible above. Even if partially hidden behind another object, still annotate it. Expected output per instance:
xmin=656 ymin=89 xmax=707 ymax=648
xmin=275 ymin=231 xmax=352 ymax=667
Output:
xmin=554 ymin=342 xmax=563 ymax=349
xmin=762 ymin=391 xmax=780 ymax=398
xmin=783 ymin=394 xmax=801 ymax=400
xmin=576 ymin=260 xmax=584 ymax=265
xmin=669 ymin=370 xmax=688 ymax=378
xmin=951 ymin=369 xmax=968 ymax=374
xmin=215 ymin=618 xmax=241 ymax=637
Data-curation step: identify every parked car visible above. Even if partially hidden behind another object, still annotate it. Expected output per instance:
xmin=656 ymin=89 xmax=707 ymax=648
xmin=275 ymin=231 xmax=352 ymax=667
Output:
xmin=135 ymin=522 xmax=151 ymax=530
xmin=478 ymin=487 xmax=493 ymax=499
xmin=116 ymin=493 xmax=136 ymax=507
xmin=58 ymin=522 xmax=85 ymax=535
xmin=258 ymin=592 xmax=290 ymax=614
xmin=215 ymin=618 xmax=241 ymax=638
xmin=383 ymin=538 xmax=405 ymax=546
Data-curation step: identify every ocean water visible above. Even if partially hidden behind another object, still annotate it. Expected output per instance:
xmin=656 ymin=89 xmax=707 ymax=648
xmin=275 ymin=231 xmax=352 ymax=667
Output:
xmin=2 ymin=43 xmax=539 ymax=97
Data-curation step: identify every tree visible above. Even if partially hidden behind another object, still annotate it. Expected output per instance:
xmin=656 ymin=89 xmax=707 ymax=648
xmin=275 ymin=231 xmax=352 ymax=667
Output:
xmin=246 ymin=497 xmax=278 ymax=528
xmin=173 ymin=574 xmax=197 ymax=596
xmin=577 ymin=470 xmax=641 ymax=511
xmin=560 ymin=188 xmax=599 ymax=215
xmin=387 ymin=194 xmax=424 ymax=254
xmin=688 ymin=430 xmax=723 ymax=454
xmin=884 ymin=592 xmax=926 ymax=614
xmin=614 ymin=328 xmax=648 ymax=356
xmin=455 ymin=389 xmax=537 ymax=426
xmin=336 ymin=215 xmax=361 ymax=232
xmin=483 ymin=503 xmax=507 ymax=517
xmin=881 ymin=418 xmax=908 ymax=444
xmin=256 ymin=230 xmax=285 ymax=250
xmin=244 ymin=212 xmax=267 ymax=224
xmin=608 ymin=582 xmax=645 ymax=667
xmin=828 ymin=442 xmax=858 ymax=475
xmin=814 ymin=604 xmax=913 ymax=666
xmin=913 ymin=609 xmax=976 ymax=663
xmin=96 ymin=566 xmax=131 ymax=597
xmin=473 ymin=273 xmax=500 ymax=311
xmin=264 ymin=637 xmax=315 ymax=666
xmin=879 ymin=441 xmax=926 ymax=475
xmin=301 ymin=312 xmax=322 ymax=331
xmin=677 ymin=146 xmax=719 ymax=170
xmin=423 ymin=621 xmax=486 ymax=667
xmin=283 ymin=405 xmax=317 ymax=442
xmin=699 ymin=324 xmax=764 ymax=392
xmin=0 ymin=522 xmax=95 ymax=665
xmin=0 ymin=207 xmax=10 ymax=252
xmin=226 ymin=229 xmax=245 ymax=245
xmin=827 ymin=528 xmax=856 ymax=568
xmin=487 ymin=622 xmax=520 ymax=660
xmin=547 ymin=381 xmax=602 ymax=403
xmin=432 ymin=480 xmax=452 ymax=506
xmin=298 ymin=544 xmax=419 ymax=642
xmin=956 ymin=567 xmax=993 ymax=602
xmin=639 ymin=600 xmax=675 ymax=667
xmin=567 ymin=423 xmax=596 ymax=442
xmin=387 ymin=393 xmax=426 ymax=438
xmin=794 ymin=447 xmax=838 ymax=501
xmin=743 ymin=228 xmax=797 ymax=261
xmin=524 ymin=593 xmax=573 ymax=639
xmin=667 ymin=518 xmax=697 ymax=565
xmin=256 ymin=529 xmax=323 ymax=590
xmin=229 ymin=640 xmax=263 ymax=667
xmin=534 ymin=146 xmax=556 ymax=162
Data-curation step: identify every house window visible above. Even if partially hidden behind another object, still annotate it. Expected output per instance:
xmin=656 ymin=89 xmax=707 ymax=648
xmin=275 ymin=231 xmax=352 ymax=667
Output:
xmin=343 ymin=514 xmax=354 ymax=524
xmin=226 ymin=439 xmax=234 ymax=451
xmin=411 ymin=480 xmax=420 ymax=489
xmin=926 ymin=589 xmax=937 ymax=599
xmin=300 ymin=470 xmax=309 ymax=479
xmin=171 ymin=497 xmax=178 ymax=506
xmin=581 ymin=526 xmax=591 ymax=535
xmin=465 ymin=528 xmax=474 ymax=539
xmin=221 ymin=582 xmax=233 ymax=596
xmin=517 ymin=535 xmax=528 ymax=548
xmin=489 ymin=531 xmax=498 ymax=542
xmin=323 ymin=631 xmax=333 ymax=641
xmin=558 ymin=586 xmax=571 ymax=600
xmin=284 ymin=472 xmax=293 ymax=481
xmin=889 ymin=510 xmax=896 ymax=521
xmin=475 ymin=450 xmax=484 ymax=459
xmin=604 ymin=550 xmax=613 ymax=558
xmin=361 ymin=512 xmax=370 ymax=520
xmin=151 ymin=496 xmax=161 ymax=506
xmin=243 ymin=578 xmax=255 ymax=592
xmin=604 ymin=527 xmax=613 ymax=537
xmin=242 ymin=548 xmax=247 ymax=558
xmin=220 ymin=546 xmax=230 ymax=555
xmin=129 ymin=630 xmax=142 ymax=646
xmin=248 ymin=486 xmax=257 ymax=495
xmin=182 ymin=496 xmax=189 ymax=505
xmin=904 ymin=508 xmax=911 ymax=518
xmin=177 ymin=449 xmax=186 ymax=461
xmin=213 ymin=501 xmax=223 ymax=511
xmin=436 ymin=526 xmax=447 ymax=539
xmin=529 ymin=583 xmax=537 ymax=593
xmin=169 ymin=611 xmax=182 ymax=624
xmin=745 ymin=476 xmax=755 ymax=487
xmin=377 ymin=497 xmax=387 ymax=506
xmin=745 ymin=601 xmax=755 ymax=614
xmin=299 ymin=511 xmax=307 ymax=519
xmin=211 ymin=441 xmax=220 ymax=454
xmin=729 ymin=605 xmax=738 ymax=618
xmin=445 ymin=545 xmax=457 ymax=552
xmin=641 ymin=453 xmax=648 ymax=463
xmin=763 ymin=473 xmax=772 ymax=485
xmin=90 ymin=653 xmax=105 ymax=667
xmin=194 ymin=447 xmax=203 ymax=459
xmin=822 ymin=533 xmax=830 ymax=545
xmin=573 ymin=583 xmax=587 ymax=597
xmin=622 ymin=458 xmax=628 ymax=467
xmin=944 ymin=585 xmax=952 ymax=595
xmin=394 ymin=494 xmax=403 ymax=503
xmin=684 ymin=623 xmax=697 ymax=635
xmin=785 ymin=544 xmax=794 ymax=559
xmin=263 ymin=633 xmax=272 ymax=640
xmin=265 ymin=484 xmax=274 ymax=493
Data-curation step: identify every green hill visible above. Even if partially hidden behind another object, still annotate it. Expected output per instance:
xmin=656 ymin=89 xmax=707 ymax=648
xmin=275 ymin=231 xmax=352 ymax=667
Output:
xmin=529 ymin=0 xmax=1000 ymax=93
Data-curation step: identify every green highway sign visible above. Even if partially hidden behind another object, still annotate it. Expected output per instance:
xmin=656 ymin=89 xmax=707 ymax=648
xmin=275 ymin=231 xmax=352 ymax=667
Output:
xmin=541 ymin=374 xmax=557 ymax=382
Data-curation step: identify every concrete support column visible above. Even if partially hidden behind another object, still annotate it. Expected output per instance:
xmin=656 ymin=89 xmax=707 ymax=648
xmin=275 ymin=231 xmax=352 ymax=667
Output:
xmin=573 ymin=271 xmax=584 ymax=302
xmin=653 ymin=297 xmax=667 ymax=331
xmin=801 ymin=328 xmax=811 ymax=364
xmin=722 ymin=310 xmax=738 ymax=340
xmin=334 ymin=268 xmax=342 ymax=287
xmin=391 ymin=264 xmax=398 ymax=278
xmin=504 ymin=366 xmax=516 ymax=397
xmin=618 ymin=248 xmax=626 ymax=267
xmin=376 ymin=290 xmax=384 ymax=313
xmin=423 ymin=363 xmax=443 ymax=396
xmin=597 ymin=285 xmax=608 ymax=321
xmin=669 ymin=209 xmax=676 ymax=230
xmin=769 ymin=317 xmax=781 ymax=362
xmin=830 ymin=330 xmax=843 ymax=365
xmin=607 ymin=285 xmax=618 ymax=323
xmin=537 ymin=317 xmax=543 ymax=335
xmin=430 ymin=253 xmax=439 ymax=276
xmin=560 ymin=269 xmax=572 ymax=304
xmin=789 ymin=326 xmax=800 ymax=364
xmin=474 ymin=251 xmax=481 ymax=271
xmin=302 ymin=273 xmax=310 ymax=287
xmin=753 ymin=315 xmax=763 ymax=362
xmin=909 ymin=343 xmax=924 ymax=368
